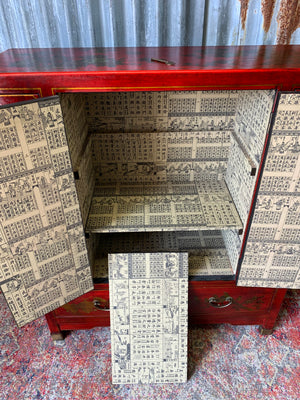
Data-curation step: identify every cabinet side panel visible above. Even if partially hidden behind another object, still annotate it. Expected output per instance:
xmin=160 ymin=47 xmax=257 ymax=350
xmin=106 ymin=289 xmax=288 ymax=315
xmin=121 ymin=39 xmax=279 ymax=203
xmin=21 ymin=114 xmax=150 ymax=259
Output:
xmin=59 ymin=94 xmax=88 ymax=168
xmin=60 ymin=94 xmax=95 ymax=227
xmin=238 ymin=93 xmax=300 ymax=288
xmin=224 ymin=90 xmax=275 ymax=273
xmin=0 ymin=98 xmax=93 ymax=327
xmin=233 ymin=90 xmax=275 ymax=165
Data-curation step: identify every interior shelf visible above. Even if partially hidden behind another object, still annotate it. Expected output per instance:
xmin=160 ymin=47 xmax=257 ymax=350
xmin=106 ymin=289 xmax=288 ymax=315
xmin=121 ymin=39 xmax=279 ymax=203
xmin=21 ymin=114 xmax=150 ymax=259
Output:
xmin=85 ymin=179 xmax=243 ymax=233
xmin=91 ymin=230 xmax=235 ymax=282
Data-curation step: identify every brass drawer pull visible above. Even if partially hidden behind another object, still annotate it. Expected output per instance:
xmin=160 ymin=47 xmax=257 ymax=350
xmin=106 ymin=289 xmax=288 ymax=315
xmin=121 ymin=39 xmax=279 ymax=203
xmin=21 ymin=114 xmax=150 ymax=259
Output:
xmin=208 ymin=296 xmax=233 ymax=308
xmin=93 ymin=299 xmax=110 ymax=311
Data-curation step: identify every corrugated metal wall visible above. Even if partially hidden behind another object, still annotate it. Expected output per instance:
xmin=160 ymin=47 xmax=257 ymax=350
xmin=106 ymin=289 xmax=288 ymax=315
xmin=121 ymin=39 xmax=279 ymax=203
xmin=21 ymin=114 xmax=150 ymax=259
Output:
xmin=0 ymin=0 xmax=299 ymax=52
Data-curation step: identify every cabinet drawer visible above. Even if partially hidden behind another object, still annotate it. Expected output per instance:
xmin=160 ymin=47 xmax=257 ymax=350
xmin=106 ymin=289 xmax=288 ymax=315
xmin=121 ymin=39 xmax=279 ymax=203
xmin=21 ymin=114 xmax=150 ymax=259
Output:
xmin=51 ymin=282 xmax=285 ymax=331
xmin=53 ymin=289 xmax=110 ymax=330
xmin=188 ymin=281 xmax=284 ymax=326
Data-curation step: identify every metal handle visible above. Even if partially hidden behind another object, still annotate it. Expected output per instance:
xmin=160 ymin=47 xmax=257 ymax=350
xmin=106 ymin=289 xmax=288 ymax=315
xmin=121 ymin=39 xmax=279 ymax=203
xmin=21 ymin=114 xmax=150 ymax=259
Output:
xmin=93 ymin=299 xmax=110 ymax=311
xmin=151 ymin=57 xmax=176 ymax=66
xmin=208 ymin=296 xmax=233 ymax=308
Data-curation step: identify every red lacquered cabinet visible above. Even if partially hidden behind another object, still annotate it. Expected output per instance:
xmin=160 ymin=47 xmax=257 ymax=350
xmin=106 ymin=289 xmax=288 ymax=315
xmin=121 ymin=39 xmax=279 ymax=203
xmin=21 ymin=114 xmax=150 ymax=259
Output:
xmin=0 ymin=46 xmax=299 ymax=339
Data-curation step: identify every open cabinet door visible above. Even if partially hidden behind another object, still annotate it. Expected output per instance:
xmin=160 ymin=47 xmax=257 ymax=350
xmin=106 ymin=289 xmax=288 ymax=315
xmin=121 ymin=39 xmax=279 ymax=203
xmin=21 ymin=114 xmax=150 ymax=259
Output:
xmin=0 ymin=97 xmax=93 ymax=327
xmin=237 ymin=92 xmax=300 ymax=289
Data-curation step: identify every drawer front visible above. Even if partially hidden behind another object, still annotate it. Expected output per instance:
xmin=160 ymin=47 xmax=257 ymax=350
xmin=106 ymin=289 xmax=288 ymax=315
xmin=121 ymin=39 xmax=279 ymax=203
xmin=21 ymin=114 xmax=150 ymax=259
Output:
xmin=54 ymin=290 xmax=110 ymax=318
xmin=51 ymin=283 xmax=284 ymax=330
xmin=188 ymin=282 xmax=282 ymax=325
xmin=189 ymin=286 xmax=275 ymax=314
xmin=52 ymin=289 xmax=110 ymax=330
xmin=55 ymin=285 xmax=276 ymax=318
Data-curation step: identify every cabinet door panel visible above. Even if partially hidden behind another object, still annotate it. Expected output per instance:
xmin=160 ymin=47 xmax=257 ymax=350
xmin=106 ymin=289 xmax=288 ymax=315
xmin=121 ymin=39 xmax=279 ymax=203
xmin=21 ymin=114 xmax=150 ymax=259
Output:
xmin=238 ymin=93 xmax=300 ymax=289
xmin=0 ymin=97 xmax=93 ymax=327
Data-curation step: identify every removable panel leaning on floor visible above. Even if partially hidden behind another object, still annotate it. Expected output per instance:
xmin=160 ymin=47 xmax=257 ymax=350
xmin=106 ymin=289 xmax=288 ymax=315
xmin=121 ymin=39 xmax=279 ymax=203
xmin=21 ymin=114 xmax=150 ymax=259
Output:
xmin=109 ymin=252 xmax=188 ymax=384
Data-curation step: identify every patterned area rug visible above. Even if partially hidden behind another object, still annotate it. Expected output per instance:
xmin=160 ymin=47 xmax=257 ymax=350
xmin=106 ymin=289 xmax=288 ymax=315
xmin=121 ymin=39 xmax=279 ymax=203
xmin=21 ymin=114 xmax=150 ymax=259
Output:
xmin=0 ymin=290 xmax=299 ymax=400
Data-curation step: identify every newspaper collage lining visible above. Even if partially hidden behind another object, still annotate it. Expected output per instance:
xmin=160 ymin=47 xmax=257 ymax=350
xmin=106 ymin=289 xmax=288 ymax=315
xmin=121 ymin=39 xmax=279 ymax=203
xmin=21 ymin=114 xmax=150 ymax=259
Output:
xmin=84 ymin=90 xmax=274 ymax=279
xmin=92 ymin=231 xmax=234 ymax=282
xmin=109 ymin=252 xmax=188 ymax=384
xmin=238 ymin=93 xmax=300 ymax=289
xmin=0 ymin=98 xmax=93 ymax=327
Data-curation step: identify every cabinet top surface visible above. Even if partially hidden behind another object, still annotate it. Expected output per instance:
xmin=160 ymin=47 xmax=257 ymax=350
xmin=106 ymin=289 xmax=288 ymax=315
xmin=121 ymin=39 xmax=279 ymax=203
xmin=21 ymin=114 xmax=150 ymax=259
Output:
xmin=1 ymin=46 xmax=300 ymax=74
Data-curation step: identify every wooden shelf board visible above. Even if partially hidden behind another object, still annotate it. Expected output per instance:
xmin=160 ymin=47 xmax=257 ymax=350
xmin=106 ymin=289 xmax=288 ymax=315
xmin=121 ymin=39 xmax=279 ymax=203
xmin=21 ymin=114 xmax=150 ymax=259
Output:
xmin=85 ymin=179 xmax=243 ymax=233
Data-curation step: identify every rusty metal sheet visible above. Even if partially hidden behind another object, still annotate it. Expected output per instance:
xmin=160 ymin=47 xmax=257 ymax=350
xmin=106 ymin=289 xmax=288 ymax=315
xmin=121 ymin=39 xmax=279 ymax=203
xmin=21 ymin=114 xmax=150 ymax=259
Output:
xmin=0 ymin=0 xmax=299 ymax=53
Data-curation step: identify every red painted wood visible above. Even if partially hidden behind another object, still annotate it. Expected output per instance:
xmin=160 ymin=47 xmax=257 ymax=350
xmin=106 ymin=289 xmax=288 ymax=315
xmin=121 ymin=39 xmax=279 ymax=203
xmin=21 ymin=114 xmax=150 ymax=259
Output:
xmin=1 ymin=46 xmax=300 ymax=72
xmin=0 ymin=94 xmax=40 ymax=105
xmin=0 ymin=46 xmax=299 ymax=94
xmin=53 ymin=317 xmax=110 ymax=332
xmin=45 ymin=312 xmax=63 ymax=336
xmin=188 ymin=281 xmax=287 ymax=330
xmin=259 ymin=288 xmax=287 ymax=331
xmin=0 ymin=88 xmax=41 ymax=105
xmin=53 ymin=290 xmax=110 ymax=316
xmin=47 ymin=290 xmax=111 ymax=333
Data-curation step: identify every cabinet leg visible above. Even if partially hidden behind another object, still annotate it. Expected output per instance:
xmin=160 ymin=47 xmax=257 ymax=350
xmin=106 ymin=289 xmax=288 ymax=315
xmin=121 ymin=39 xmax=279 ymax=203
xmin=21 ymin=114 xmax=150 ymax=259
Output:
xmin=259 ymin=326 xmax=273 ymax=335
xmin=258 ymin=289 xmax=287 ymax=335
xmin=51 ymin=332 xmax=65 ymax=341
xmin=45 ymin=312 xmax=64 ymax=341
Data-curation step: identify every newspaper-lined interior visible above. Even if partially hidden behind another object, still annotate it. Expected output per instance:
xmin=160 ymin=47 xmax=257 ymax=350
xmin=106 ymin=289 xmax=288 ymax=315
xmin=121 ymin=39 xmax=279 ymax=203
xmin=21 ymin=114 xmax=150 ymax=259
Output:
xmin=68 ymin=90 xmax=274 ymax=280
xmin=92 ymin=231 xmax=234 ymax=281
